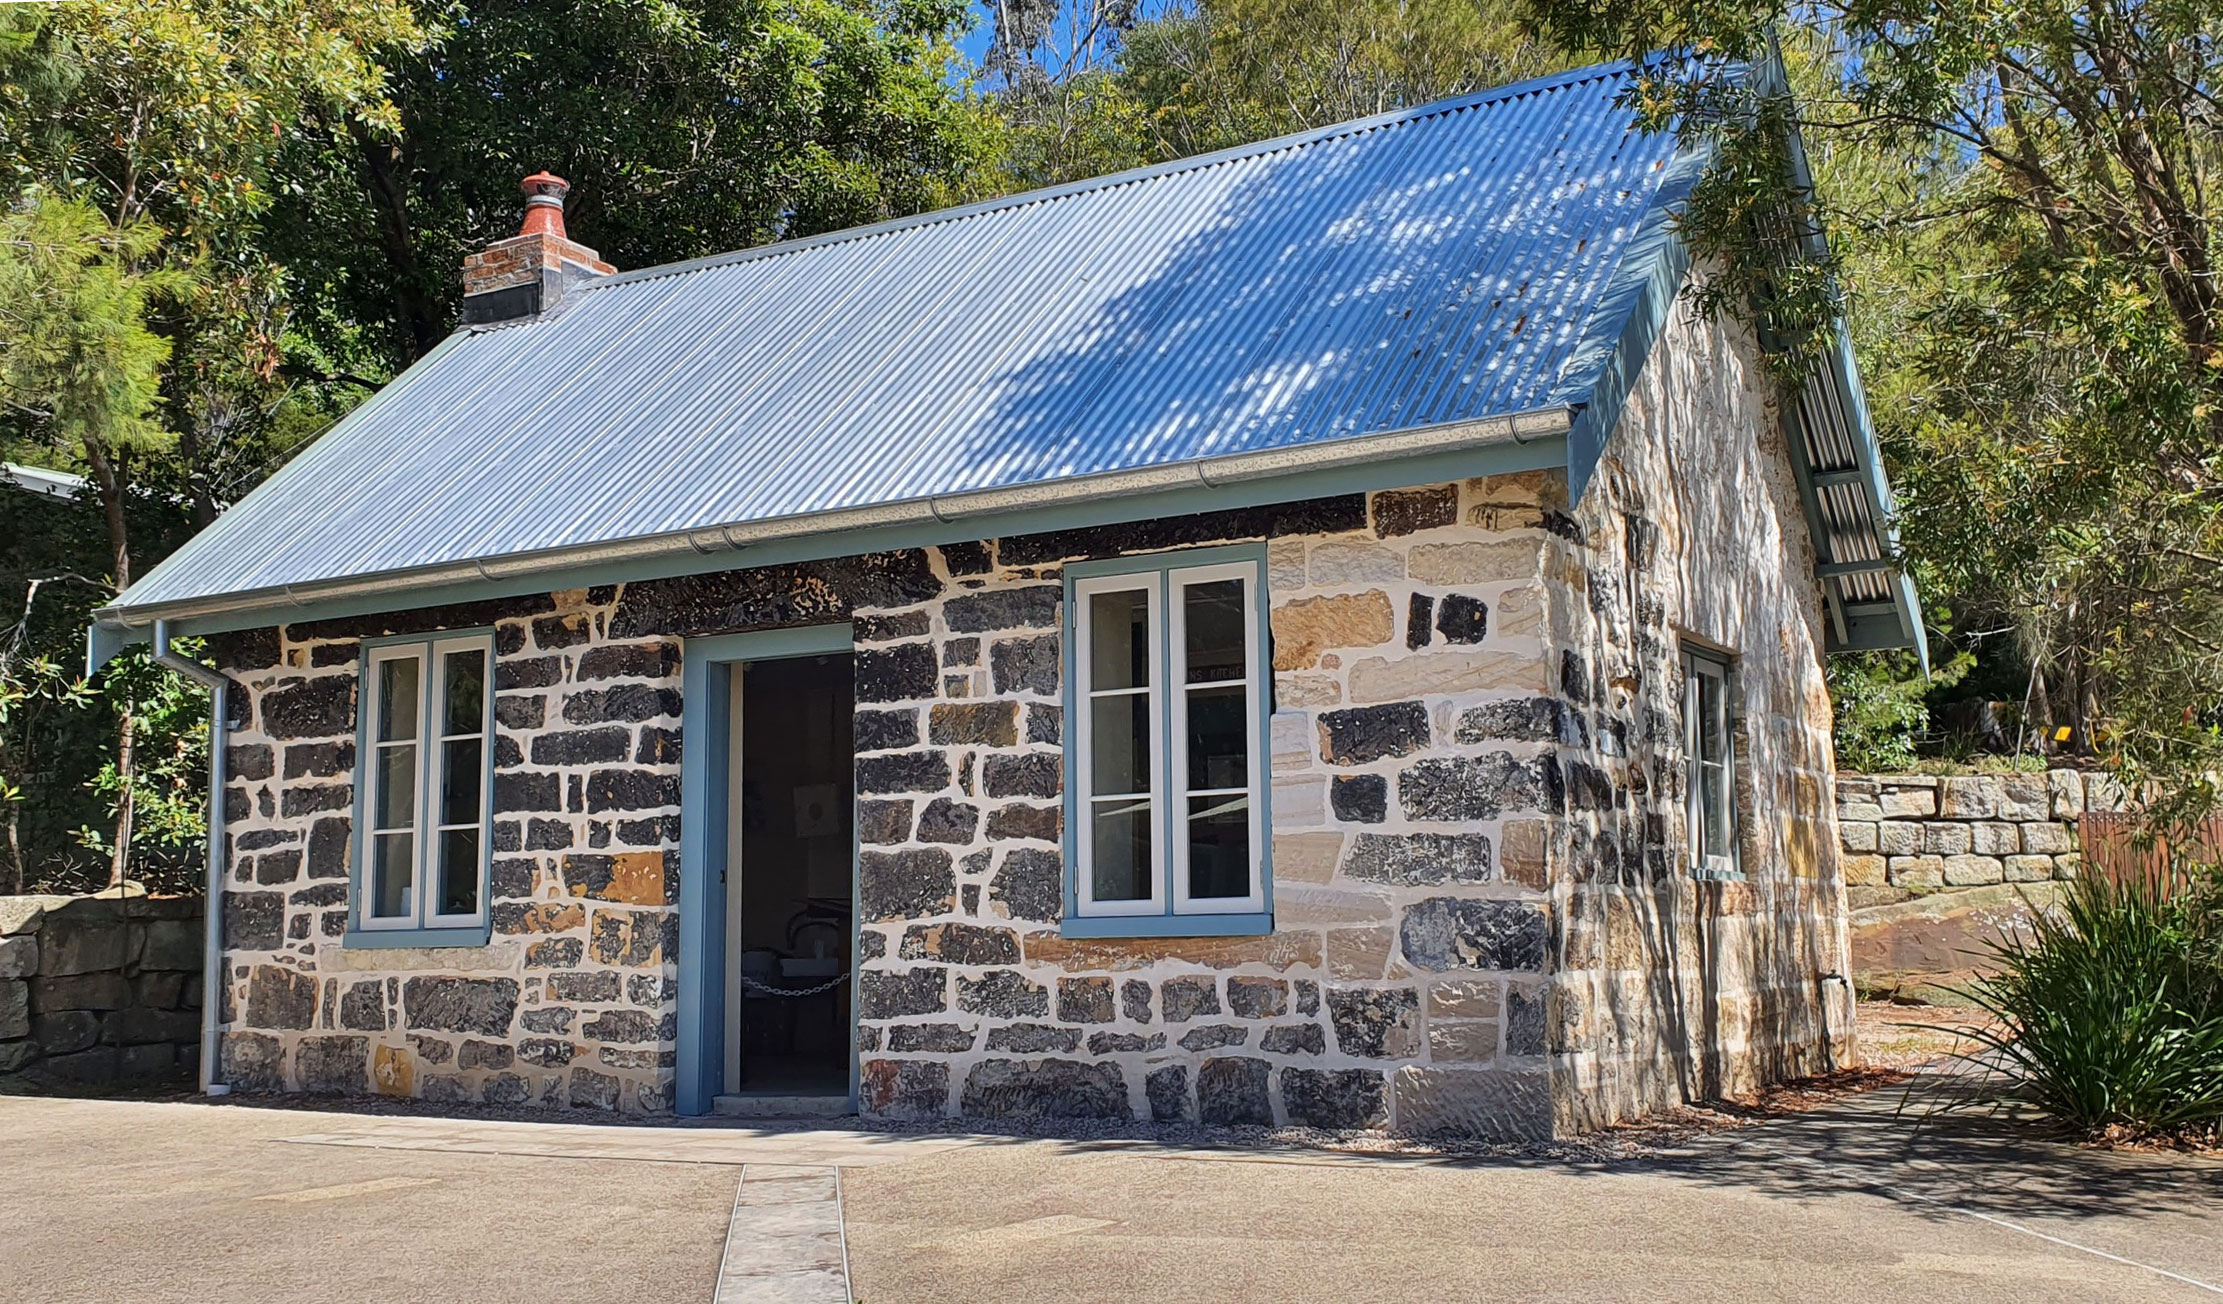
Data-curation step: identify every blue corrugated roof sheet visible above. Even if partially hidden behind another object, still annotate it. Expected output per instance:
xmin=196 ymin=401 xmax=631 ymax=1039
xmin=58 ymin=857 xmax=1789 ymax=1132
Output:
xmin=111 ymin=62 xmax=1700 ymax=615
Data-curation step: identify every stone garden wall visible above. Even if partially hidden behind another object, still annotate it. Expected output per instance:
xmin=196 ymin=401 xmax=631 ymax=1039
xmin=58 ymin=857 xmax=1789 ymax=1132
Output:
xmin=0 ymin=894 xmax=202 ymax=1089
xmin=1838 ymin=769 xmax=2118 ymax=994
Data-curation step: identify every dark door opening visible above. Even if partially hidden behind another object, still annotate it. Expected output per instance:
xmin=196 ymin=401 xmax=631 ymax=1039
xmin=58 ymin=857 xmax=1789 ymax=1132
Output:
xmin=732 ymin=652 xmax=854 ymax=1097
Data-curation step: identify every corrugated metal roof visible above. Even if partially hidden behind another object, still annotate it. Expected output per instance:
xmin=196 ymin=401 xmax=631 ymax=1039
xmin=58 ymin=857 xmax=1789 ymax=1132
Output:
xmin=115 ymin=62 xmax=1690 ymax=613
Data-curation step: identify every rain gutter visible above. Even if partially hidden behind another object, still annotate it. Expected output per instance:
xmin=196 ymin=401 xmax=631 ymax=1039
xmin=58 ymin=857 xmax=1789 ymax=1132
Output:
xmin=147 ymin=620 xmax=229 ymax=1096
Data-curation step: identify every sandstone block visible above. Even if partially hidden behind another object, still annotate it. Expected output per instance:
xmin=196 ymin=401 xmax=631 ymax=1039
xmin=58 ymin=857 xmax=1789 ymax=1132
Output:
xmin=2047 ymin=769 xmax=2085 ymax=819
xmin=1839 ymin=821 xmax=1878 ymax=853
xmin=1969 ymin=822 xmax=2020 ymax=855
xmin=1274 ymin=774 xmax=1327 ymax=827
xmin=1942 ymin=854 xmax=2004 ymax=887
xmin=2005 ymin=854 xmax=2056 ymax=882
xmin=1877 ymin=782 xmax=1938 ymax=819
xmin=1938 ymin=776 xmax=2000 ymax=819
xmin=1922 ymin=823 xmax=1973 ymax=856
xmin=1404 ymin=539 xmax=1541 ymax=585
xmin=1427 ymin=1019 xmax=1498 ymax=1063
xmin=1999 ymin=776 xmax=2050 ymax=821
xmin=1390 ymin=1066 xmax=1550 ymax=1138
xmin=1877 ymin=822 xmax=1921 ymax=855
xmin=1345 ymin=649 xmax=1547 ymax=703
xmin=1272 ymin=591 xmax=1394 ymax=669
xmin=1308 ymin=539 xmax=1403 ymax=586
xmin=1841 ymin=853 xmax=1888 ymax=887
xmin=1888 ymin=855 xmax=1944 ymax=888
xmin=2020 ymin=822 xmax=2074 ymax=855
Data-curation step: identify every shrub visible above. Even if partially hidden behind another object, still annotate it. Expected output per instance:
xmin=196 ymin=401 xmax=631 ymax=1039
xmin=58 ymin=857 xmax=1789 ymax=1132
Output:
xmin=1954 ymin=858 xmax=2223 ymax=1139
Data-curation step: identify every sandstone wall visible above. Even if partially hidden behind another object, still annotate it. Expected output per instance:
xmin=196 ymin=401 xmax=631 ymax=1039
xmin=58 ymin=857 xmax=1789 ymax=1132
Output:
xmin=0 ymin=894 xmax=202 ymax=1088
xmin=1545 ymin=286 xmax=1850 ymax=1129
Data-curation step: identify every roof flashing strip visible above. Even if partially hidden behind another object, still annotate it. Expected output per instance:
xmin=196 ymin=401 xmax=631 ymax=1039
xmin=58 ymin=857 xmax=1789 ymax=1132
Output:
xmin=90 ymin=406 xmax=1573 ymax=651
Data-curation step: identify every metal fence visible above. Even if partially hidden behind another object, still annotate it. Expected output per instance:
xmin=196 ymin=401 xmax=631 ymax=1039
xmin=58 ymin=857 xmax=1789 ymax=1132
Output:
xmin=2077 ymin=810 xmax=2223 ymax=892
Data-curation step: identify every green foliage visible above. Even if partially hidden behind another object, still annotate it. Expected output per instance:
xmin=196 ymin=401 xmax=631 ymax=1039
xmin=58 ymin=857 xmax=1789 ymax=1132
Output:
xmin=1827 ymin=648 xmax=1970 ymax=773
xmin=1952 ymin=864 xmax=2223 ymax=1140
xmin=72 ymin=648 xmax=209 ymax=896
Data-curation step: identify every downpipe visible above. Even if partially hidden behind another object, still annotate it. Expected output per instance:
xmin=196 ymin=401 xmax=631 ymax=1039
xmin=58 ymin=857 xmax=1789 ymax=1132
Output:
xmin=150 ymin=620 xmax=229 ymax=1095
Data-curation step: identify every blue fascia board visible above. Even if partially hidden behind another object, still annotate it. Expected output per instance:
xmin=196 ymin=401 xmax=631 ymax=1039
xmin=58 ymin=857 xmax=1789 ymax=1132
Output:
xmin=340 ymin=925 xmax=492 ymax=950
xmin=1059 ymin=913 xmax=1275 ymax=939
xmin=101 ymin=431 xmax=1570 ymax=652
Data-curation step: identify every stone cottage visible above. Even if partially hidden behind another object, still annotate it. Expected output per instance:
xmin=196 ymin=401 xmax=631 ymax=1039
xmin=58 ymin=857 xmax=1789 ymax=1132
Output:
xmin=88 ymin=61 xmax=1922 ymax=1136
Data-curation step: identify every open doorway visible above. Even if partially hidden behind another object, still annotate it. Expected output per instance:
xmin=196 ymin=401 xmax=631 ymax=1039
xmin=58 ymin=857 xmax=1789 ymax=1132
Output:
xmin=722 ymin=652 xmax=854 ymax=1101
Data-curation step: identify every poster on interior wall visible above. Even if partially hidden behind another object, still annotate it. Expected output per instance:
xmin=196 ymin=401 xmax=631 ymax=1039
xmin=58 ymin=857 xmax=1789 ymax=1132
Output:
xmin=793 ymin=784 xmax=840 ymax=838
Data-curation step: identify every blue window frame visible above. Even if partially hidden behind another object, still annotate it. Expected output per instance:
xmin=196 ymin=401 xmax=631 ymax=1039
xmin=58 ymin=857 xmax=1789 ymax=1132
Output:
xmin=1682 ymin=643 xmax=1743 ymax=882
xmin=1062 ymin=544 xmax=1273 ymax=938
xmin=345 ymin=630 xmax=496 ymax=948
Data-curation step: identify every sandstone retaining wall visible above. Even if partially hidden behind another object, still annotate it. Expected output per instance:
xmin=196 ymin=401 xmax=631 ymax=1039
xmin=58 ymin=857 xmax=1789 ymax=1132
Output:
xmin=0 ymin=894 xmax=203 ymax=1088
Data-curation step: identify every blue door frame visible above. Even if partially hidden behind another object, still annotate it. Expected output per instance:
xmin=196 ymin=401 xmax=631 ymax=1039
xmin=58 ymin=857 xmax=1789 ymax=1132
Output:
xmin=675 ymin=622 xmax=856 ymax=1117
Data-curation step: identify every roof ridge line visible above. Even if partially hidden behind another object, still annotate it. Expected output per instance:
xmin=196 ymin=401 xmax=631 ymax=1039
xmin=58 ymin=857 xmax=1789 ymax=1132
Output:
xmin=583 ymin=59 xmax=1637 ymax=294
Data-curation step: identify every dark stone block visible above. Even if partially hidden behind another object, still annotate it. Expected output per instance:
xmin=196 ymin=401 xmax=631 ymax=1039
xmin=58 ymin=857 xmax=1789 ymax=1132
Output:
xmin=287 ymin=882 xmax=346 ymax=908
xmin=221 ymin=1032 xmax=283 ymax=1092
xmin=585 ymin=769 xmax=681 ymax=813
xmin=223 ymin=787 xmax=250 ymax=824
xmin=582 ymin=1008 xmax=659 ymax=1043
xmin=1178 ymin=1023 xmax=1247 ymax=1051
xmin=1226 ymin=976 xmax=1288 ymax=1019
xmin=1121 ymin=979 xmax=1154 ymax=1023
xmin=986 ymin=1023 xmax=1082 ymax=1053
xmin=960 ymin=1058 xmax=1128 ymax=1120
xmin=1506 ymin=985 xmax=1548 ymax=1055
xmin=42 ymin=1045 xmax=121 ymax=1085
xmin=1160 ymin=976 xmax=1220 ymax=1023
xmin=939 ymin=541 xmax=993 ymax=575
xmin=899 ymin=922 xmax=1020 ymax=965
xmin=610 ymin=551 xmax=941 ymax=638
xmin=944 ymin=585 xmax=1060 ymax=633
xmin=1341 ymin=832 xmax=1492 ymax=886
xmin=1434 ymin=594 xmax=1488 ymax=644
xmin=1566 ymin=760 xmax=1615 ymax=811
xmin=495 ymin=693 xmax=546 ymax=730
xmin=1406 ymin=594 xmax=1433 ymax=649
xmin=859 ymin=799 xmax=914 ymax=846
xmin=1057 ymin=976 xmax=1114 ymax=1023
xmin=489 ymin=858 xmax=536 ymax=900
xmin=1260 ymin=1023 xmax=1325 ymax=1055
xmin=255 ymin=850 xmax=304 ymax=886
xmin=856 ymin=610 xmax=932 ymax=642
xmin=495 ymin=771 xmax=563 ymax=812
xmin=941 ymin=637 xmax=979 ymax=667
xmin=31 ymin=1009 xmax=99 ymax=1055
xmin=287 ymin=593 xmax=557 ymax=646
xmin=1025 ymin=703 xmax=1062 ymax=745
xmin=211 ymin=627 xmax=282 ymax=673
xmin=561 ymin=851 xmax=676 ymax=905
xmin=859 ymin=848 xmax=956 ymax=921
xmin=1560 ymin=649 xmax=1590 ymax=703
xmin=861 ymin=1058 xmax=949 ymax=1120
xmin=1317 ymin=702 xmax=1429 ymax=765
xmin=280 ymin=785 xmax=351 ymax=818
xmin=282 ymin=741 xmax=355 ymax=780
xmin=246 ymin=966 xmax=317 ymax=1031
xmin=496 ymin=656 xmax=565 ymax=691
xmin=1295 ymin=979 xmax=1319 ymax=1015
xmin=915 ymin=797 xmax=980 ymax=845
xmin=854 ymin=708 xmax=919 ymax=752
xmin=1146 ymin=1064 xmax=1191 ymax=1122
xmin=957 ymin=969 xmax=1049 ymax=1019
xmin=858 ymin=967 xmax=947 ymax=1019
xmin=1398 ymin=898 xmax=1546 ymax=972
xmin=339 ymin=980 xmax=387 ymax=1032
xmin=483 ymin=1073 xmax=532 ymax=1105
xmin=569 ymin=1066 xmax=622 ymax=1111
xmin=297 ymin=1035 xmax=369 ymax=1093
xmin=1088 ymin=1031 xmax=1164 ymax=1054
xmin=634 ymin=726 xmax=681 ymax=766
xmin=522 ymin=1007 xmax=575 ymax=1034
xmin=929 ymin=701 xmax=1020 ymax=747
xmin=411 ymin=1035 xmax=454 ymax=1065
xmin=983 ymin=753 xmax=1060 ymax=798
xmin=1372 ymin=485 xmax=1457 ymax=537
xmin=1197 ymin=1056 xmax=1272 ymax=1125
xmin=1281 ymin=1067 xmax=1386 ymax=1129
xmin=575 ymin=642 xmax=678 ymax=681
xmin=563 ymin=685 xmax=680 ymax=725
xmin=1326 ymin=987 xmax=1419 ymax=1058
xmin=1330 ymin=774 xmax=1388 ymax=823
xmin=889 ymin=1022 xmax=979 ymax=1053
xmin=306 ymin=818 xmax=350 ymax=879
xmin=856 ymin=749 xmax=951 ymax=795
xmin=223 ymin=893 xmax=284 ymax=952
xmin=522 ymin=819 xmax=574 ymax=852
xmin=998 ymin=497 xmax=1368 ymax=567
xmin=588 ymin=910 xmax=662 ymax=966
xmin=227 ymin=744 xmax=274 ymax=781
xmin=985 ymin=802 xmax=1060 ymax=844
xmin=518 ymin=1038 xmax=575 ymax=1067
xmin=989 ymin=636 xmax=1060 ymax=697
xmin=531 ymin=613 xmax=593 ymax=650
xmin=528 ymin=937 xmax=585 ymax=968
xmin=234 ymin=828 xmax=293 ymax=852
xmin=855 ymin=642 xmax=937 ymax=703
xmin=989 ymin=848 xmax=1061 ymax=923
xmin=1398 ymin=753 xmax=1550 ymax=821
xmin=495 ymin=736 xmax=525 ymax=769
xmin=403 ymin=976 xmax=519 ymax=1036
xmin=261 ymin=677 xmax=355 ymax=739
xmin=532 ymin=727 xmax=631 ymax=766
xmin=1453 ymin=697 xmax=1578 ymax=744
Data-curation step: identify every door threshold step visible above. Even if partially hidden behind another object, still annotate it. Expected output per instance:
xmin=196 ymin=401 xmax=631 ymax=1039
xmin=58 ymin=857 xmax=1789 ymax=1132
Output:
xmin=713 ymin=1093 xmax=855 ymax=1118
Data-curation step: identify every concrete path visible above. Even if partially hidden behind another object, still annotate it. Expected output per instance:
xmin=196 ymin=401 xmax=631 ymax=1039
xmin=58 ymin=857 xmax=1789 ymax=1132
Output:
xmin=1 ymin=1083 xmax=2218 ymax=1304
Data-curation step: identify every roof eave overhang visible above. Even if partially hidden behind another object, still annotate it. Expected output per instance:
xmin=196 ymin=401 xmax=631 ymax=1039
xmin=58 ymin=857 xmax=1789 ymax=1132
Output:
xmin=88 ymin=406 xmax=1574 ymax=669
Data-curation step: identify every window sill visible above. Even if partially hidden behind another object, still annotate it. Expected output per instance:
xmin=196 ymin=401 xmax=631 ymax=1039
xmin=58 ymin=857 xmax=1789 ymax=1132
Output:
xmin=1060 ymin=912 xmax=1273 ymax=939
xmin=1690 ymin=868 xmax=1747 ymax=883
xmin=341 ymin=925 xmax=493 ymax=950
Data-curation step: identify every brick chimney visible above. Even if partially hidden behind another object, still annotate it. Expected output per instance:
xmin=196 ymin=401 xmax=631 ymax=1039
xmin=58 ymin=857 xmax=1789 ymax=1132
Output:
xmin=460 ymin=172 xmax=615 ymax=325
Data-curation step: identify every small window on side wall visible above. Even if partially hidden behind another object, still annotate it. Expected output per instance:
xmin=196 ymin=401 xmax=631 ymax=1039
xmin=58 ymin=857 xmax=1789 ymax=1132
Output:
xmin=354 ymin=633 xmax=494 ymax=941
xmin=1681 ymin=644 xmax=1740 ymax=880
xmin=1067 ymin=547 xmax=1269 ymax=936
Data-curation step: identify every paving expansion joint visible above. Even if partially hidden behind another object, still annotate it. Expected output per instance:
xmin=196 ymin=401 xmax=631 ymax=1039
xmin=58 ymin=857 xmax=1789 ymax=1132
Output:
xmin=713 ymin=1162 xmax=852 ymax=1304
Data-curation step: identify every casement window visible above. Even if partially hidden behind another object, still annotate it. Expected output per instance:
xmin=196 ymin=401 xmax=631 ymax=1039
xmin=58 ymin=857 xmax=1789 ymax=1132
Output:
xmin=1681 ymin=645 xmax=1741 ymax=880
xmin=351 ymin=633 xmax=495 ymax=944
xmin=1064 ymin=545 xmax=1271 ymax=937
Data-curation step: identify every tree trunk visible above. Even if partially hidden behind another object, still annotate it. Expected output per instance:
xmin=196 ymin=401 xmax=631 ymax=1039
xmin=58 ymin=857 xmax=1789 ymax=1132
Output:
xmin=82 ymin=442 xmax=131 ymax=589
xmin=109 ymin=705 xmax=135 ymax=891
xmin=350 ymin=120 xmax=445 ymax=362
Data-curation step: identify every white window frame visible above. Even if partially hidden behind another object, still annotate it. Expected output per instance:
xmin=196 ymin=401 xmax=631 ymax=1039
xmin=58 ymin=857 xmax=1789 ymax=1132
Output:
xmin=1682 ymin=645 xmax=1741 ymax=881
xmin=1069 ymin=552 xmax=1268 ymax=924
xmin=355 ymin=633 xmax=495 ymax=935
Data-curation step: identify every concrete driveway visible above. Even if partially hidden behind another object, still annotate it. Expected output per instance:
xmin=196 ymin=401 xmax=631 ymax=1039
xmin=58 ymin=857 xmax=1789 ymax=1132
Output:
xmin=1 ymin=1081 xmax=2217 ymax=1304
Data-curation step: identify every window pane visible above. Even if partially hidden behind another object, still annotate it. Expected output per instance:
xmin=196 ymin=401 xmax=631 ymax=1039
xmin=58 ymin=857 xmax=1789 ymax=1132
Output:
xmin=1090 ymin=800 xmax=1152 ymax=901
xmin=1182 ymin=578 xmax=1246 ymax=683
xmin=1090 ymin=694 xmax=1151 ymax=795
xmin=1702 ymin=762 xmax=1732 ymax=859
xmin=377 ymin=657 xmax=420 ymax=742
xmin=1697 ymin=668 xmax=1725 ymax=764
xmin=1186 ymin=795 xmax=1250 ymax=899
xmin=1186 ymin=685 xmax=1248 ymax=791
xmin=442 ymin=648 xmax=486 ymax=736
xmin=371 ymin=831 xmax=413 ymax=917
xmin=441 ymin=737 xmax=483 ymax=825
xmin=1089 ymin=588 xmax=1151 ymax=690
xmin=375 ymin=743 xmax=417 ymax=830
xmin=438 ymin=828 xmax=480 ymax=917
